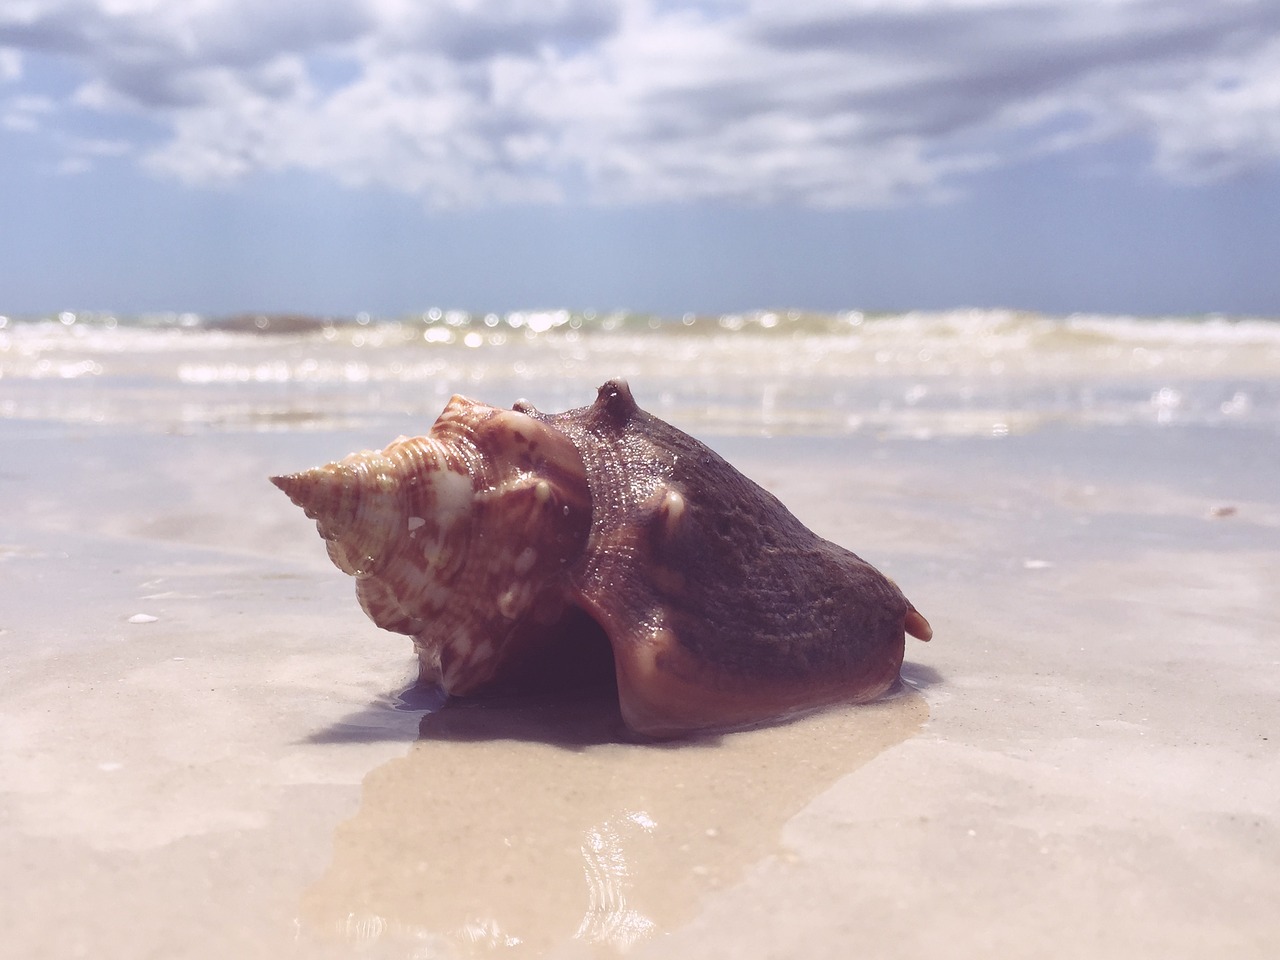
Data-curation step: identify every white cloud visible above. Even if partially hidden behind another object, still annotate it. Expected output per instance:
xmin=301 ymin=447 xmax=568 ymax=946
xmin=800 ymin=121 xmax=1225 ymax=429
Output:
xmin=1124 ymin=35 xmax=1280 ymax=182
xmin=2 ymin=0 xmax=1279 ymax=206
xmin=2 ymin=92 xmax=53 ymax=132
xmin=56 ymin=154 xmax=92 ymax=174
xmin=0 ymin=47 xmax=21 ymax=81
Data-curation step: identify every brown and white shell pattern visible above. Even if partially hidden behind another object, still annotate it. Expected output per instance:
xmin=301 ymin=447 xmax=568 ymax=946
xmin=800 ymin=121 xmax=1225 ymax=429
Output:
xmin=272 ymin=380 xmax=932 ymax=737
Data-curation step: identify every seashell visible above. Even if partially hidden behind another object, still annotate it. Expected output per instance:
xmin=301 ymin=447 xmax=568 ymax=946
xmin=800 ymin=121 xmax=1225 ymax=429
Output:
xmin=272 ymin=379 xmax=932 ymax=737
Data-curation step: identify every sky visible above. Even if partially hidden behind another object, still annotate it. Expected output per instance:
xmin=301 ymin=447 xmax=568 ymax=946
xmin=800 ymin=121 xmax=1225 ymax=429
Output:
xmin=2 ymin=0 xmax=1279 ymax=318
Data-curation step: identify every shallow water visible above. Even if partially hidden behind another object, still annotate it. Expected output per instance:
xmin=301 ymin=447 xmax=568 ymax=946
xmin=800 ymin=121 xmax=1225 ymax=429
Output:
xmin=300 ymin=692 xmax=927 ymax=957
xmin=3 ymin=309 xmax=1279 ymax=438
xmin=2 ymin=309 xmax=1279 ymax=958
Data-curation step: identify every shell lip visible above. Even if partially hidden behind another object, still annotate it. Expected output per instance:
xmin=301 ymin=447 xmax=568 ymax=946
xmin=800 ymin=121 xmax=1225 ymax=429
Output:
xmin=905 ymin=607 xmax=933 ymax=642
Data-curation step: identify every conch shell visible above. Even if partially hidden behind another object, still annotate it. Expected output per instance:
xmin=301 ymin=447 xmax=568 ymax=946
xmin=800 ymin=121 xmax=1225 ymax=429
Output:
xmin=272 ymin=380 xmax=931 ymax=737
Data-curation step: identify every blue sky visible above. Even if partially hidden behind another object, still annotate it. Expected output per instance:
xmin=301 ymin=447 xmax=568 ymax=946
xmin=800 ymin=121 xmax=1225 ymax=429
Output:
xmin=2 ymin=0 xmax=1278 ymax=318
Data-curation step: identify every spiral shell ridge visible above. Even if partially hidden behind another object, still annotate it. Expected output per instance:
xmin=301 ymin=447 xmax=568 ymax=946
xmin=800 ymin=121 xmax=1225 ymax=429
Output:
xmin=271 ymin=395 xmax=593 ymax=693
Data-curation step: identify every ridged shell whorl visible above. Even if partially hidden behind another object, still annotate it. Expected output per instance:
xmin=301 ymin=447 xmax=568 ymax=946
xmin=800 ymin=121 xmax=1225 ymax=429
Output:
xmin=271 ymin=395 xmax=592 ymax=693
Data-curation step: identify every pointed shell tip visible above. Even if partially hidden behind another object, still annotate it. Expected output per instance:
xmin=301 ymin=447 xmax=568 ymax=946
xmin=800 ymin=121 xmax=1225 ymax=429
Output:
xmin=269 ymin=473 xmax=308 ymax=508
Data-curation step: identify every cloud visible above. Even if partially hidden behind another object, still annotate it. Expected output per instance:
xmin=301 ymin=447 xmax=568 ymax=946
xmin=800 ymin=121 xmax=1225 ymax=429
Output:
xmin=2 ymin=0 xmax=1278 ymax=206
xmin=1125 ymin=34 xmax=1280 ymax=182
xmin=0 ymin=47 xmax=21 ymax=81
xmin=2 ymin=87 xmax=57 ymax=135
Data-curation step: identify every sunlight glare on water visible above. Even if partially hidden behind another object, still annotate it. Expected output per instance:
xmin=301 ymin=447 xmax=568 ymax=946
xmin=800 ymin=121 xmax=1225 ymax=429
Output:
xmin=2 ymin=308 xmax=1278 ymax=437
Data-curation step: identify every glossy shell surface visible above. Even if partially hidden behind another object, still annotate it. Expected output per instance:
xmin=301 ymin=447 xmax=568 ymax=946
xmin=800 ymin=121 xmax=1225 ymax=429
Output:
xmin=272 ymin=380 xmax=931 ymax=737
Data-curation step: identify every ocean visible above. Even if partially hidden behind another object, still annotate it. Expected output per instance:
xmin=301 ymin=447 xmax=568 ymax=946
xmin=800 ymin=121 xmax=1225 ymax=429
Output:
xmin=4 ymin=308 xmax=1279 ymax=438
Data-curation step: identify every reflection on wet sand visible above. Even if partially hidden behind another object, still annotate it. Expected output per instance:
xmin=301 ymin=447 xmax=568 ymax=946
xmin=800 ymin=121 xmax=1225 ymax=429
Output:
xmin=298 ymin=686 xmax=927 ymax=957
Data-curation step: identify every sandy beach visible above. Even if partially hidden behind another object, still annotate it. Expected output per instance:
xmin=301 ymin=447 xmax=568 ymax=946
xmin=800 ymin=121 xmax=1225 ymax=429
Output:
xmin=2 ymin=315 xmax=1279 ymax=959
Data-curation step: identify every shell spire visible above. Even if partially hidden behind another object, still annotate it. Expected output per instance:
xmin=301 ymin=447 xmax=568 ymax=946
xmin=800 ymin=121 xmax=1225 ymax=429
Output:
xmin=273 ymin=398 xmax=594 ymax=695
xmin=270 ymin=463 xmax=364 ymax=538
xmin=271 ymin=448 xmax=423 ymax=577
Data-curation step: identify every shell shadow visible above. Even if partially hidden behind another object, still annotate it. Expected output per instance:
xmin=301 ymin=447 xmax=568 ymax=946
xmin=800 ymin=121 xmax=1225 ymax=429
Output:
xmin=295 ymin=684 xmax=929 ymax=956
xmin=302 ymin=612 xmax=625 ymax=746
xmin=900 ymin=660 xmax=944 ymax=689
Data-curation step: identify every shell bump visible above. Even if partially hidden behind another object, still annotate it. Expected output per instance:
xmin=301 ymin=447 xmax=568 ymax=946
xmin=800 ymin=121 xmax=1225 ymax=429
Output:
xmin=271 ymin=380 xmax=932 ymax=737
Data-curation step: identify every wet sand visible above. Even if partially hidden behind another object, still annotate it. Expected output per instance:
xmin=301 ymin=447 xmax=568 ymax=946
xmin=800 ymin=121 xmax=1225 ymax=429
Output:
xmin=1 ymin=417 xmax=1278 ymax=959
